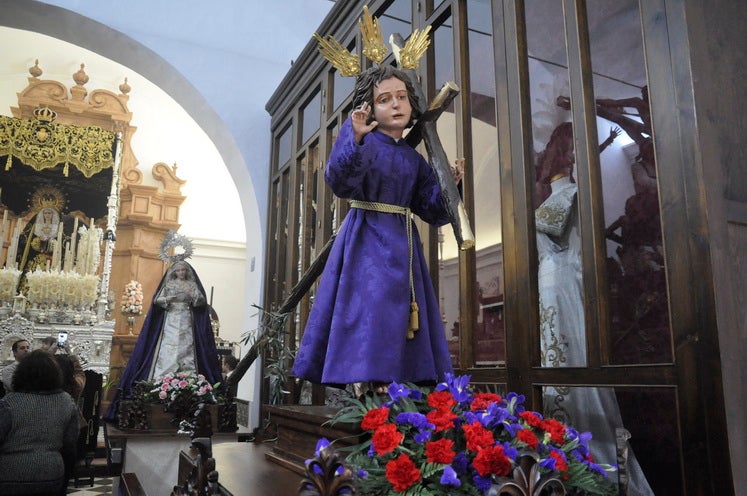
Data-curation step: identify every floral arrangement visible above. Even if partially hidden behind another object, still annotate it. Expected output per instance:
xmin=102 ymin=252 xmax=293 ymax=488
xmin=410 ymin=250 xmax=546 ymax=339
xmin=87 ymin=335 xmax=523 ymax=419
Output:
xmin=0 ymin=268 xmax=21 ymax=301
xmin=26 ymin=269 xmax=98 ymax=307
xmin=121 ymin=280 xmax=143 ymax=315
xmin=320 ymin=374 xmax=617 ymax=495
xmin=126 ymin=370 xmax=224 ymax=428
xmin=143 ymin=370 xmax=222 ymax=408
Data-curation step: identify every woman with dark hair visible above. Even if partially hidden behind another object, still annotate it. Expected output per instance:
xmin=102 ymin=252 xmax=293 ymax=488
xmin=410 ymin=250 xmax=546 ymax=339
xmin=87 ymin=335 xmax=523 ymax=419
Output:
xmin=104 ymin=260 xmax=222 ymax=421
xmin=293 ymin=64 xmax=454 ymax=388
xmin=0 ymin=350 xmax=78 ymax=495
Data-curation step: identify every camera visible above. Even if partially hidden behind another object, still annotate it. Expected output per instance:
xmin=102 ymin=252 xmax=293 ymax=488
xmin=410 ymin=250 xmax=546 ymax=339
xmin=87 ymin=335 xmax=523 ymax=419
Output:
xmin=57 ymin=331 xmax=68 ymax=348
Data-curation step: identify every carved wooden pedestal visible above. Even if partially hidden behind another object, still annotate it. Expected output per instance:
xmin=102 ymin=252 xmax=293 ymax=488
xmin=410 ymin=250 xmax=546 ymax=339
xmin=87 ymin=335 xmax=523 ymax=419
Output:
xmin=118 ymin=402 xmax=221 ymax=432
xmin=263 ymin=405 xmax=362 ymax=476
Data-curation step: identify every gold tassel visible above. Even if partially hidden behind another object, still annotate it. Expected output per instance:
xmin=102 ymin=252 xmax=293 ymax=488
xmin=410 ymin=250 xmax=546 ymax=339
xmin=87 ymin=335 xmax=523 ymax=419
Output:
xmin=407 ymin=301 xmax=419 ymax=339
xmin=5 ymin=153 xmax=12 ymax=171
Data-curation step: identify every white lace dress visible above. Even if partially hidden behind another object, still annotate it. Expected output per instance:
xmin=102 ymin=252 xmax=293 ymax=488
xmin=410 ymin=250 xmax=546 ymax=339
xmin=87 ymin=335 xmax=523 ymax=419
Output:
xmin=149 ymin=278 xmax=205 ymax=378
xmin=537 ymin=176 xmax=653 ymax=495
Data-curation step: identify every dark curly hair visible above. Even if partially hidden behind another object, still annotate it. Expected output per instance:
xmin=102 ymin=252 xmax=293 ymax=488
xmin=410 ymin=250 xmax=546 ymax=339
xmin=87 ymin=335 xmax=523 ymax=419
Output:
xmin=12 ymin=349 xmax=63 ymax=393
xmin=352 ymin=65 xmax=421 ymax=128
xmin=224 ymin=355 xmax=239 ymax=370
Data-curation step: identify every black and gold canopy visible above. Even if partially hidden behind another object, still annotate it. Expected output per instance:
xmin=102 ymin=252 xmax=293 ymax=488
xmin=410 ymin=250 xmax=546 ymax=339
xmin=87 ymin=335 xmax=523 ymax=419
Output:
xmin=0 ymin=109 xmax=116 ymax=218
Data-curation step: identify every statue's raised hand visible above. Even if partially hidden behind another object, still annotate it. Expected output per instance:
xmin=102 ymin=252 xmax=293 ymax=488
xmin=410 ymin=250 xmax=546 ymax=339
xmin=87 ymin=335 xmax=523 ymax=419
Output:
xmin=352 ymin=102 xmax=378 ymax=143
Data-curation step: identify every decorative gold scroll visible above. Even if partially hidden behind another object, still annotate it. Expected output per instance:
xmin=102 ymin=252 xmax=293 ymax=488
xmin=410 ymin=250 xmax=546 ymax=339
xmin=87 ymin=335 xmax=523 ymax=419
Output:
xmin=0 ymin=114 xmax=115 ymax=177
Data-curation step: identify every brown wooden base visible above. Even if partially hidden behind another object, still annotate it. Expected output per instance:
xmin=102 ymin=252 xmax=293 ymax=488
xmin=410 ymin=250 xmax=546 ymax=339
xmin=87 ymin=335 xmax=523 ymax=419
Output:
xmin=263 ymin=405 xmax=362 ymax=475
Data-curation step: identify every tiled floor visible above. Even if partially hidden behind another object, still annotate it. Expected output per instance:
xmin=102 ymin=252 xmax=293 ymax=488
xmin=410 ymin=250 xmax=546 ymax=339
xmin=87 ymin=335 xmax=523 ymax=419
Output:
xmin=66 ymin=477 xmax=114 ymax=495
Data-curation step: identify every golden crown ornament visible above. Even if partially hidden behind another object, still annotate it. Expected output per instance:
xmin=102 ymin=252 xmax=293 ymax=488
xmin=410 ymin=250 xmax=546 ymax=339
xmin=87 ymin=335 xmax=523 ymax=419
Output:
xmin=313 ymin=6 xmax=431 ymax=76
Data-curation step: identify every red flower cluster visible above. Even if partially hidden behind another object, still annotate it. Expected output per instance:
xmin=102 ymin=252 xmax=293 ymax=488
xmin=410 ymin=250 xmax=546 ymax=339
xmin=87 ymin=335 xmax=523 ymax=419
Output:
xmin=385 ymin=453 xmax=422 ymax=492
xmin=372 ymin=423 xmax=403 ymax=455
xmin=540 ymin=418 xmax=567 ymax=445
xmin=549 ymin=450 xmax=569 ymax=473
xmin=516 ymin=428 xmax=539 ymax=450
xmin=472 ymin=444 xmax=511 ymax=477
xmin=463 ymin=421 xmax=495 ymax=452
xmin=329 ymin=375 xmax=617 ymax=495
xmin=470 ymin=392 xmax=502 ymax=411
xmin=361 ymin=406 xmax=389 ymax=430
xmin=425 ymin=438 xmax=456 ymax=464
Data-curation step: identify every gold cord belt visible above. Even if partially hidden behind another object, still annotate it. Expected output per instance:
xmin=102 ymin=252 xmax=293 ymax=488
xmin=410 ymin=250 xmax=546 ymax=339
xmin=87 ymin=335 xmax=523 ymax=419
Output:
xmin=349 ymin=200 xmax=419 ymax=339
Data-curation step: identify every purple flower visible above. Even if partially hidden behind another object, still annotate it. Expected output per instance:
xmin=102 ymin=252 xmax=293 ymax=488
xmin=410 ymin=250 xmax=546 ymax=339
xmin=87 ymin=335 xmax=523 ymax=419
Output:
xmin=440 ymin=465 xmax=461 ymax=486
xmin=395 ymin=411 xmax=432 ymax=430
xmin=473 ymin=474 xmax=493 ymax=493
xmin=436 ymin=373 xmax=472 ymax=404
xmin=387 ymin=381 xmax=421 ymax=403
xmin=503 ymin=421 xmax=524 ymax=437
xmin=304 ymin=437 xmax=332 ymax=473
xmin=357 ymin=469 xmax=368 ymax=479
xmin=505 ymin=392 xmax=526 ymax=413
xmin=584 ymin=459 xmax=611 ymax=476
xmin=540 ymin=455 xmax=557 ymax=471
xmin=413 ymin=428 xmax=432 ymax=444
xmin=314 ymin=438 xmax=330 ymax=456
xmin=452 ymin=452 xmax=469 ymax=475
xmin=500 ymin=441 xmax=519 ymax=461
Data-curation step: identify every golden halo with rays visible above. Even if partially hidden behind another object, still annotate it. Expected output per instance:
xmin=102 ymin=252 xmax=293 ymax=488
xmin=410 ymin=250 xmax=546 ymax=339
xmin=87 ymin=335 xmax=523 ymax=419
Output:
xmin=28 ymin=185 xmax=66 ymax=215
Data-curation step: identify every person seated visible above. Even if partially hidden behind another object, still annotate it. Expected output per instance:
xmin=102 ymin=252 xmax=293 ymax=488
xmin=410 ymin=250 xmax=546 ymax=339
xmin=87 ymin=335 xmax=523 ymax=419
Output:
xmin=0 ymin=350 xmax=79 ymax=495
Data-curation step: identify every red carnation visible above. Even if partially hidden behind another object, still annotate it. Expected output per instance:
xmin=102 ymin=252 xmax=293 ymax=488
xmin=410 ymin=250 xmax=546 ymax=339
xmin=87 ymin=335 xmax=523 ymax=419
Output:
xmin=385 ymin=454 xmax=421 ymax=492
xmin=372 ymin=423 xmax=404 ymax=455
xmin=549 ymin=450 xmax=569 ymax=472
xmin=462 ymin=421 xmax=495 ymax=452
xmin=540 ymin=418 xmax=566 ymax=445
xmin=426 ymin=408 xmax=458 ymax=432
xmin=472 ymin=444 xmax=511 ymax=477
xmin=470 ymin=392 xmax=502 ymax=411
xmin=361 ymin=406 xmax=390 ymax=431
xmin=427 ymin=390 xmax=457 ymax=410
xmin=516 ymin=428 xmax=539 ymax=449
xmin=425 ymin=438 xmax=456 ymax=464
xmin=519 ymin=410 xmax=542 ymax=428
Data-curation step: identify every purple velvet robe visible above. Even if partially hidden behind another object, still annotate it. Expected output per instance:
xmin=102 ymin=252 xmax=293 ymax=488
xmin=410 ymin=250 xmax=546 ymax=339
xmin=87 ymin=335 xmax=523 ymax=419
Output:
xmin=292 ymin=117 xmax=454 ymax=385
xmin=103 ymin=262 xmax=222 ymax=422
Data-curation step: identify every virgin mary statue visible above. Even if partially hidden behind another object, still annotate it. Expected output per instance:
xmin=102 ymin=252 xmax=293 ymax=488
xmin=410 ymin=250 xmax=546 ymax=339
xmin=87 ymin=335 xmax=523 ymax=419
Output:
xmin=104 ymin=234 xmax=222 ymax=422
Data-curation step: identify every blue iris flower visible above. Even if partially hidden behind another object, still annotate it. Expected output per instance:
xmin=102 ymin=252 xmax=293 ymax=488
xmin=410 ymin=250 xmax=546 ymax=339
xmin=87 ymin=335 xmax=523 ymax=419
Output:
xmin=386 ymin=381 xmax=422 ymax=403
xmin=540 ymin=456 xmax=557 ymax=471
xmin=440 ymin=465 xmax=462 ymax=486
xmin=314 ymin=438 xmax=330 ymax=456
xmin=584 ymin=459 xmax=610 ymax=476
xmin=505 ymin=392 xmax=526 ymax=413
xmin=436 ymin=373 xmax=472 ymax=404
xmin=304 ymin=438 xmax=331 ymax=474
xmin=503 ymin=421 xmax=524 ymax=437
xmin=501 ymin=441 xmax=519 ymax=461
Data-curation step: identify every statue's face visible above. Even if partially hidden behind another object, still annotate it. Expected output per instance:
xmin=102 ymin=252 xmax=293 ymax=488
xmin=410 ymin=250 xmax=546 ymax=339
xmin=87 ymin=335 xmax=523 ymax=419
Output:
xmin=43 ymin=209 xmax=53 ymax=222
xmin=372 ymin=77 xmax=411 ymax=139
xmin=174 ymin=264 xmax=188 ymax=280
